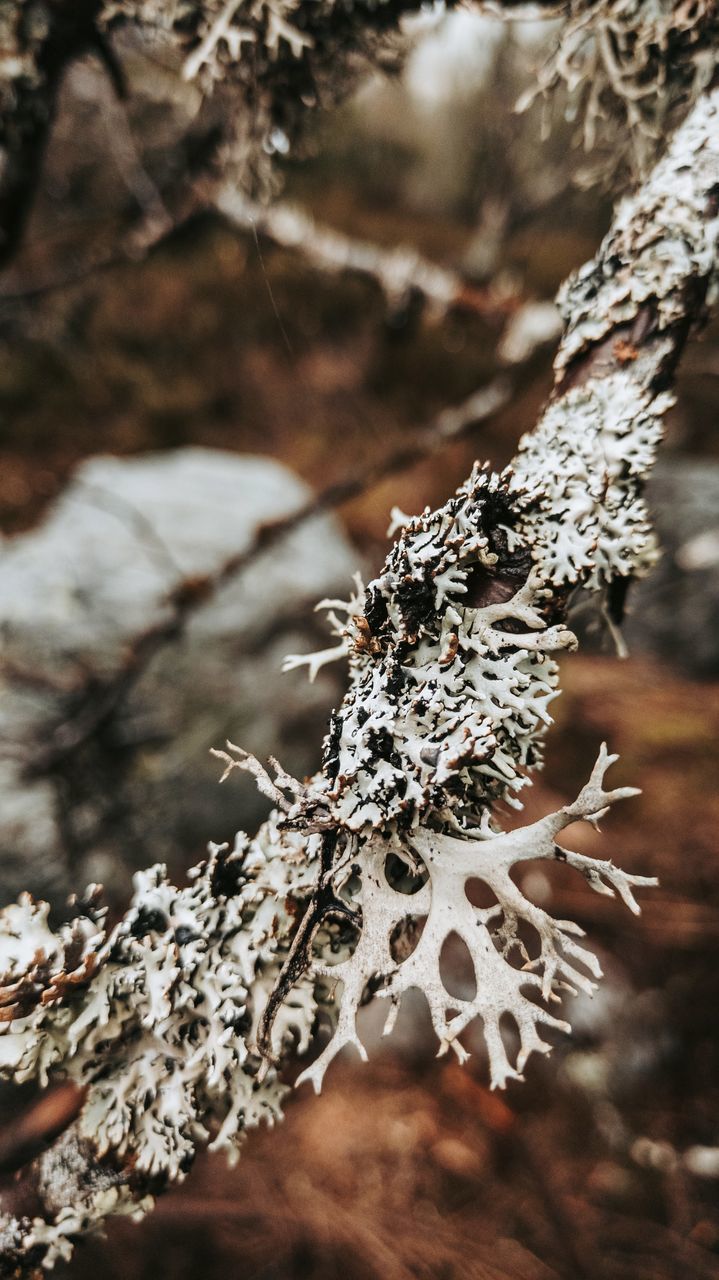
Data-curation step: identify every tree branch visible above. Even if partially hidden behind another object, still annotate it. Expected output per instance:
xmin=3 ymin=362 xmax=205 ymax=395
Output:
xmin=0 ymin=0 xmax=111 ymax=270
xmin=0 ymin=15 xmax=718 ymax=1277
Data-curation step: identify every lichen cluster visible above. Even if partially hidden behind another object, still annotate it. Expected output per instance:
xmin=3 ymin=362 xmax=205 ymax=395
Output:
xmin=275 ymin=76 xmax=719 ymax=1097
xmin=519 ymin=0 xmax=719 ymax=180
xmin=512 ymin=87 xmax=719 ymax=587
xmin=0 ymin=825 xmax=317 ymax=1266
xmin=510 ymin=375 xmax=670 ymax=587
xmin=313 ymin=468 xmax=576 ymax=834
xmin=298 ymin=747 xmax=655 ymax=1094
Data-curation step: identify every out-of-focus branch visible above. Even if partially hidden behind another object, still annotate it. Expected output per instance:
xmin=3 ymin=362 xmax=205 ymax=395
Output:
xmin=0 ymin=0 xmax=114 ymax=270
xmin=0 ymin=0 xmax=455 ymax=273
xmin=214 ymin=189 xmax=521 ymax=322
xmin=0 ymin=182 xmax=524 ymax=333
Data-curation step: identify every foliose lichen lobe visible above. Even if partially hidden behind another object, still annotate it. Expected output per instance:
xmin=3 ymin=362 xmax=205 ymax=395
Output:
xmin=319 ymin=467 xmax=575 ymax=836
xmin=509 ymin=87 xmax=719 ymax=591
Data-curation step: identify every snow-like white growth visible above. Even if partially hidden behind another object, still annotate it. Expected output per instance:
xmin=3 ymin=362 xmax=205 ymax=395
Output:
xmin=510 ymin=374 xmax=672 ymax=587
xmin=315 ymin=467 xmax=576 ymax=834
xmin=556 ymin=89 xmax=719 ymax=370
xmin=267 ymin=84 xmax=719 ymax=1113
xmin=300 ymin=747 xmax=655 ymax=1094
xmin=510 ymin=84 xmax=719 ymax=590
xmin=0 ymin=825 xmax=318 ymax=1265
xmin=0 ymin=827 xmax=316 ymax=1167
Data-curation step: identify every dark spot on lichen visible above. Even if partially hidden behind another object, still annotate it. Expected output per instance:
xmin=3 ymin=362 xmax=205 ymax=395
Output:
xmin=130 ymin=907 xmax=168 ymax=937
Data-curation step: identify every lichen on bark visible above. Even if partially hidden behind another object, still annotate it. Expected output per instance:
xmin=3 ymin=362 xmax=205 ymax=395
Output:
xmin=1 ymin=8 xmax=719 ymax=1275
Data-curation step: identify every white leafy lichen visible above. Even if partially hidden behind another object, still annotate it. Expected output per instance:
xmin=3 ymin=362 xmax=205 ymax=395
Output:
xmin=221 ymin=457 xmax=661 ymax=1109
xmin=312 ymin=468 xmax=577 ymax=835
xmin=554 ymin=87 xmax=719 ymax=369
xmin=267 ymin=82 xmax=719 ymax=1099
xmin=1 ymin=828 xmax=317 ymax=1165
xmin=299 ymin=746 xmax=655 ymax=1094
xmin=510 ymin=84 xmax=719 ymax=589
xmin=510 ymin=375 xmax=672 ymax=587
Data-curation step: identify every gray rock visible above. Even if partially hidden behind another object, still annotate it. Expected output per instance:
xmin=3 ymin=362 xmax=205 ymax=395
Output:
xmin=0 ymin=449 xmax=358 ymax=905
xmin=626 ymin=457 xmax=719 ymax=677
xmin=571 ymin=456 xmax=719 ymax=678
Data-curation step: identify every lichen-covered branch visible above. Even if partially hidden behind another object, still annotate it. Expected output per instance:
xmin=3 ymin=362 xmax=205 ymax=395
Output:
xmin=1 ymin=16 xmax=719 ymax=1278
xmin=286 ymin=83 xmax=719 ymax=838
xmin=0 ymin=824 xmax=318 ymax=1269
xmin=263 ymin=79 xmax=719 ymax=1100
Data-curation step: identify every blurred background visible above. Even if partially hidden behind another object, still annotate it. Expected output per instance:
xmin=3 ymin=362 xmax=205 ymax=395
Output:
xmin=1 ymin=7 xmax=719 ymax=1278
